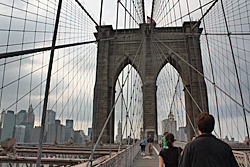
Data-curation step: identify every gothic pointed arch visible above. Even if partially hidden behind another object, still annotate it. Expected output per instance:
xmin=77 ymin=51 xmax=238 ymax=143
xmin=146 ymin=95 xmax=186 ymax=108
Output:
xmin=92 ymin=22 xmax=208 ymax=143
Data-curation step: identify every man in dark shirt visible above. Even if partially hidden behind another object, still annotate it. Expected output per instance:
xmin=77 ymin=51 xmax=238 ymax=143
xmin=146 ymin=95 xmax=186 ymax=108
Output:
xmin=147 ymin=135 xmax=154 ymax=155
xmin=179 ymin=112 xmax=239 ymax=167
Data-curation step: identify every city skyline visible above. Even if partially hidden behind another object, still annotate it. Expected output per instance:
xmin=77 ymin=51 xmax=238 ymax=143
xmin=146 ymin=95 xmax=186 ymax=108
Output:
xmin=1 ymin=105 xmax=92 ymax=131
xmin=0 ymin=106 xmax=91 ymax=143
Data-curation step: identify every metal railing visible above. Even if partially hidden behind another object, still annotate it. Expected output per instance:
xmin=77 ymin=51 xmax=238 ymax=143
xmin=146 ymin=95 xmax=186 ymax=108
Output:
xmin=95 ymin=144 xmax=140 ymax=167
xmin=233 ymin=151 xmax=250 ymax=167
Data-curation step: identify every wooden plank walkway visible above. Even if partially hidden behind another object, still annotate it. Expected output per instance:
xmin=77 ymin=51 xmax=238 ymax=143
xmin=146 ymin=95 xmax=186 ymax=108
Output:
xmin=132 ymin=144 xmax=160 ymax=167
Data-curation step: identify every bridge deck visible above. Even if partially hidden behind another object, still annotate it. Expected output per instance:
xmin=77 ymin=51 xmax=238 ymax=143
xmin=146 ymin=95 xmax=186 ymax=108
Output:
xmin=132 ymin=144 xmax=160 ymax=167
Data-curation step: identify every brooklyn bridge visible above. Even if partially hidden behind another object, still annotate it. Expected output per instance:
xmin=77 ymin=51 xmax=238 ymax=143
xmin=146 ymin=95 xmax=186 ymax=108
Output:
xmin=0 ymin=0 xmax=250 ymax=166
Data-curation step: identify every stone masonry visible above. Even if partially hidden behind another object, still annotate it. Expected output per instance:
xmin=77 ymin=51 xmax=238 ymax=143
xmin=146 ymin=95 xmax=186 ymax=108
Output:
xmin=92 ymin=22 xmax=208 ymax=143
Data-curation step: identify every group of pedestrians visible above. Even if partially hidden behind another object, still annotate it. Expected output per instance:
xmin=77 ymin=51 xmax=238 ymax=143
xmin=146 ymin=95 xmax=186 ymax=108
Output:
xmin=140 ymin=135 xmax=154 ymax=156
xmin=158 ymin=112 xmax=239 ymax=167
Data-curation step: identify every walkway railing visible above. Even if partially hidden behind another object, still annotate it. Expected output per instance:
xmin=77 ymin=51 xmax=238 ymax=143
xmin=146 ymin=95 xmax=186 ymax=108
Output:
xmin=95 ymin=144 xmax=140 ymax=167
xmin=233 ymin=151 xmax=250 ymax=167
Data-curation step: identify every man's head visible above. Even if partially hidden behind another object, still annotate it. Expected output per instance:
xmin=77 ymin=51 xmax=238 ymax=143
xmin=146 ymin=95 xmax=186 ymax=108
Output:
xmin=149 ymin=135 xmax=152 ymax=138
xmin=196 ymin=112 xmax=215 ymax=134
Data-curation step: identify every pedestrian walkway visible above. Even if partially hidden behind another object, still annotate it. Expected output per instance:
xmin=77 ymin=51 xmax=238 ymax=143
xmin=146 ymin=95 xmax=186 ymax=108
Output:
xmin=132 ymin=144 xmax=160 ymax=167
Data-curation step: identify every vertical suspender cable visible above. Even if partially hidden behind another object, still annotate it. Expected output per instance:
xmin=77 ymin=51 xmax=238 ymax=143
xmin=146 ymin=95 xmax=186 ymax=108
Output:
xmin=124 ymin=0 xmax=128 ymax=145
xmin=142 ymin=0 xmax=146 ymax=23
xmin=36 ymin=0 xmax=62 ymax=166
xmin=99 ymin=0 xmax=104 ymax=27
xmin=151 ymin=0 xmax=155 ymax=23
xmin=126 ymin=66 xmax=129 ymax=144
xmin=108 ymin=0 xmax=112 ymax=155
xmin=109 ymin=0 xmax=114 ymax=155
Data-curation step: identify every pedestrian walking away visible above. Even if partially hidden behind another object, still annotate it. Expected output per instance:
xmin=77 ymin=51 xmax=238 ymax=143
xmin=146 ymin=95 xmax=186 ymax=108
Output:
xmin=158 ymin=133 xmax=182 ymax=167
xmin=140 ymin=136 xmax=146 ymax=155
xmin=179 ymin=112 xmax=239 ymax=167
xmin=147 ymin=135 xmax=154 ymax=156
xmin=159 ymin=132 xmax=168 ymax=150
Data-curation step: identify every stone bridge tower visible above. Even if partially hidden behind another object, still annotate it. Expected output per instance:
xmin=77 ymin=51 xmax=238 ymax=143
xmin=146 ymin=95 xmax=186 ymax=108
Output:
xmin=92 ymin=21 xmax=208 ymax=143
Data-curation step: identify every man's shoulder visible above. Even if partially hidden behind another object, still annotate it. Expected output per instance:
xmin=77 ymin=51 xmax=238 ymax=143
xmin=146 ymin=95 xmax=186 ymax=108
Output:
xmin=214 ymin=137 xmax=232 ymax=148
xmin=185 ymin=134 xmax=213 ymax=146
xmin=189 ymin=134 xmax=232 ymax=149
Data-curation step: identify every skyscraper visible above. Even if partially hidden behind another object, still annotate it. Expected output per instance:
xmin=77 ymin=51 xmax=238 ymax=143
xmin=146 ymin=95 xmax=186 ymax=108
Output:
xmin=15 ymin=106 xmax=35 ymax=143
xmin=25 ymin=105 xmax=35 ymax=143
xmin=16 ymin=110 xmax=27 ymax=126
xmin=27 ymin=105 xmax=35 ymax=127
xmin=161 ymin=113 xmax=177 ymax=137
xmin=15 ymin=125 xmax=26 ymax=143
xmin=65 ymin=120 xmax=74 ymax=141
xmin=88 ymin=128 xmax=92 ymax=136
xmin=1 ymin=110 xmax=15 ymax=141
xmin=30 ymin=126 xmax=41 ymax=143
xmin=45 ymin=110 xmax=56 ymax=125
xmin=45 ymin=110 xmax=56 ymax=142
xmin=66 ymin=119 xmax=73 ymax=128
xmin=74 ymin=130 xmax=83 ymax=143
xmin=0 ymin=110 xmax=6 ymax=138
xmin=116 ymin=120 xmax=122 ymax=143
xmin=0 ymin=110 xmax=6 ymax=128
xmin=55 ymin=120 xmax=65 ymax=143
xmin=15 ymin=110 xmax=26 ymax=143
xmin=46 ymin=124 xmax=56 ymax=143
xmin=177 ymin=127 xmax=187 ymax=141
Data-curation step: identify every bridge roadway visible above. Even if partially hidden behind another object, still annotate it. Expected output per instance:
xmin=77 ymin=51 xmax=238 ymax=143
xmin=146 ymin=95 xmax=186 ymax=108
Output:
xmin=132 ymin=144 xmax=160 ymax=167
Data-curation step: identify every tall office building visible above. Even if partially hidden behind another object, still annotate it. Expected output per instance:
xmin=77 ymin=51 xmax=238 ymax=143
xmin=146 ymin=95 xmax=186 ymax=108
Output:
xmin=46 ymin=120 xmax=66 ymax=143
xmin=43 ymin=110 xmax=56 ymax=143
xmin=66 ymin=119 xmax=73 ymax=128
xmin=15 ymin=125 xmax=26 ymax=143
xmin=0 ymin=110 xmax=6 ymax=138
xmin=45 ymin=110 xmax=56 ymax=125
xmin=55 ymin=120 xmax=65 ymax=143
xmin=79 ymin=130 xmax=86 ymax=143
xmin=65 ymin=127 xmax=74 ymax=141
xmin=27 ymin=105 xmax=35 ymax=127
xmin=161 ymin=113 xmax=177 ymax=138
xmin=46 ymin=124 xmax=57 ymax=143
xmin=0 ymin=110 xmax=6 ymax=128
xmin=25 ymin=105 xmax=35 ymax=143
xmin=15 ymin=110 xmax=28 ymax=143
xmin=1 ymin=110 xmax=16 ymax=141
xmin=15 ymin=106 xmax=35 ymax=143
xmin=30 ymin=126 xmax=41 ymax=143
xmin=74 ymin=130 xmax=83 ymax=143
xmin=177 ymin=127 xmax=187 ymax=141
xmin=16 ymin=110 xmax=27 ymax=125
xmin=65 ymin=119 xmax=74 ymax=141
xmin=88 ymin=128 xmax=92 ymax=136
xmin=45 ymin=110 xmax=56 ymax=136
xmin=116 ymin=120 xmax=122 ymax=143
